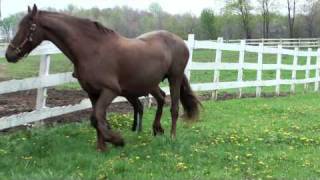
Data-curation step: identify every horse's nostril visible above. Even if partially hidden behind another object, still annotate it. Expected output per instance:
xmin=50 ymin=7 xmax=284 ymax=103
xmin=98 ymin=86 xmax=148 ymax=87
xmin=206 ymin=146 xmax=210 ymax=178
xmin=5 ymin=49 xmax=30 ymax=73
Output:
xmin=5 ymin=52 xmax=18 ymax=63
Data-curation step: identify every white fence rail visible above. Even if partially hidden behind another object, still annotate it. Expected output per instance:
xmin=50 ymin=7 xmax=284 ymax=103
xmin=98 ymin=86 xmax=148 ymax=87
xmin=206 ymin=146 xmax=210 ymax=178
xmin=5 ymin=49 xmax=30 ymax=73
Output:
xmin=225 ymin=38 xmax=320 ymax=48
xmin=1 ymin=36 xmax=320 ymax=130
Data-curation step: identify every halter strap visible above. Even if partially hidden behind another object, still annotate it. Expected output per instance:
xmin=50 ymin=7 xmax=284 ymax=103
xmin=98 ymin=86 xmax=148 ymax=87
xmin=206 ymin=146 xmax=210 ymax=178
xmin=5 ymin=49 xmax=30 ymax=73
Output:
xmin=9 ymin=23 xmax=37 ymax=57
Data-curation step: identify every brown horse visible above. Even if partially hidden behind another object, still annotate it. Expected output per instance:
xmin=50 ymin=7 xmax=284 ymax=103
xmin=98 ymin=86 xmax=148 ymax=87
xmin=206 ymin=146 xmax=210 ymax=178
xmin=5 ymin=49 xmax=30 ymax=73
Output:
xmin=5 ymin=5 xmax=200 ymax=152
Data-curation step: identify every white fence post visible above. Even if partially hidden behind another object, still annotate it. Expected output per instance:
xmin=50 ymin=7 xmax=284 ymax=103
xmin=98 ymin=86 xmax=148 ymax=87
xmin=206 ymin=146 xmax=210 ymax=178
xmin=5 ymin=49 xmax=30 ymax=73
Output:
xmin=212 ymin=37 xmax=223 ymax=100
xmin=291 ymin=47 xmax=298 ymax=94
xmin=305 ymin=48 xmax=312 ymax=91
xmin=186 ymin=34 xmax=195 ymax=81
xmin=275 ymin=44 xmax=282 ymax=96
xmin=315 ymin=48 xmax=320 ymax=91
xmin=145 ymin=95 xmax=153 ymax=108
xmin=36 ymin=54 xmax=51 ymax=110
xmin=237 ymin=40 xmax=245 ymax=98
xmin=256 ymin=43 xmax=263 ymax=97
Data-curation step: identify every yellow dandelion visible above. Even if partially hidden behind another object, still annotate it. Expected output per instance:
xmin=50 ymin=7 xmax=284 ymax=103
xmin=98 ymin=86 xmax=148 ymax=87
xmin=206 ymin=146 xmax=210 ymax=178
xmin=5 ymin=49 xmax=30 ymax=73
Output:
xmin=21 ymin=156 xmax=33 ymax=160
xmin=266 ymin=175 xmax=273 ymax=179
xmin=176 ymin=162 xmax=188 ymax=171
xmin=246 ymin=153 xmax=253 ymax=158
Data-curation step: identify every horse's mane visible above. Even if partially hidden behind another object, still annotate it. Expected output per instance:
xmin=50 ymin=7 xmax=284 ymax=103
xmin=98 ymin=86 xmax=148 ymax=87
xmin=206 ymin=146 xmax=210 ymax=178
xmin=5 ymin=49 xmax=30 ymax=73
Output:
xmin=93 ymin=21 xmax=114 ymax=34
xmin=41 ymin=11 xmax=114 ymax=35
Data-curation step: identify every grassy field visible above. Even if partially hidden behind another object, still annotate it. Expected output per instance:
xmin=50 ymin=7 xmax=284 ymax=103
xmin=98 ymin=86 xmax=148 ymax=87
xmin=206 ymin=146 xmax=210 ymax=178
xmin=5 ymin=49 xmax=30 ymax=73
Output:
xmin=0 ymin=49 xmax=317 ymax=93
xmin=0 ymin=93 xmax=320 ymax=180
xmin=1 ymin=40 xmax=320 ymax=179
xmin=1 ymin=93 xmax=320 ymax=179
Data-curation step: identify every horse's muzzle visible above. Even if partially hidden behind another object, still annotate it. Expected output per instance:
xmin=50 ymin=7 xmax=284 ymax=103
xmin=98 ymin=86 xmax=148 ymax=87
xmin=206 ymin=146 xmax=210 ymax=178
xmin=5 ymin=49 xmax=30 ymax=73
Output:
xmin=5 ymin=51 xmax=20 ymax=63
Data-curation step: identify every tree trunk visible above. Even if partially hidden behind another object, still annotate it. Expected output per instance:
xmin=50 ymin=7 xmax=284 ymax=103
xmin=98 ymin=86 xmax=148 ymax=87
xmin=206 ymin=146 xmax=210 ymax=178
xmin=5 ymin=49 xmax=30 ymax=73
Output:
xmin=287 ymin=0 xmax=296 ymax=38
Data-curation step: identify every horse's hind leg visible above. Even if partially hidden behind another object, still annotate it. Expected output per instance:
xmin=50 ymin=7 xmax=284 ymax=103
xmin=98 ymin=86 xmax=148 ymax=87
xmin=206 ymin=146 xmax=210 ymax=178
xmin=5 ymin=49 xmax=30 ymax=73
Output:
xmin=127 ymin=96 xmax=143 ymax=132
xmin=168 ymin=76 xmax=183 ymax=139
xmin=151 ymin=88 xmax=166 ymax=136
xmin=93 ymin=89 xmax=124 ymax=151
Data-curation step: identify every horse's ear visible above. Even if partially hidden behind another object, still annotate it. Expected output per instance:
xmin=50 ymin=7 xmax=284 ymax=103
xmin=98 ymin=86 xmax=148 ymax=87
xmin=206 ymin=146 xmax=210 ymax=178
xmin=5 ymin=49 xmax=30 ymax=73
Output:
xmin=28 ymin=6 xmax=31 ymax=13
xmin=31 ymin=4 xmax=38 ymax=17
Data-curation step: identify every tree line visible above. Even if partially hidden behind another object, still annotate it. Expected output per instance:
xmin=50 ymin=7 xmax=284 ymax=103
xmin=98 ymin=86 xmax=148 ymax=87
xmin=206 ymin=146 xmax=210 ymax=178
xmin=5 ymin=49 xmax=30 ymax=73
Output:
xmin=1 ymin=0 xmax=320 ymax=42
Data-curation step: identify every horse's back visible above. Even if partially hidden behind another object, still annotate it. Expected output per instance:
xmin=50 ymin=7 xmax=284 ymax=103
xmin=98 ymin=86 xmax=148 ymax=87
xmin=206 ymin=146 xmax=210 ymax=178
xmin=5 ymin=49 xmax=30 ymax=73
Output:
xmin=136 ymin=30 xmax=189 ymax=70
xmin=137 ymin=30 xmax=187 ymax=52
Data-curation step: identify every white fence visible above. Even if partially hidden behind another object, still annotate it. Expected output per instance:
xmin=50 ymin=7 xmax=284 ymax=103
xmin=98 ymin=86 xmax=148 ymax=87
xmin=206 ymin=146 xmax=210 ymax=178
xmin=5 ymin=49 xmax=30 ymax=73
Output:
xmin=224 ymin=38 xmax=320 ymax=48
xmin=0 ymin=35 xmax=320 ymax=130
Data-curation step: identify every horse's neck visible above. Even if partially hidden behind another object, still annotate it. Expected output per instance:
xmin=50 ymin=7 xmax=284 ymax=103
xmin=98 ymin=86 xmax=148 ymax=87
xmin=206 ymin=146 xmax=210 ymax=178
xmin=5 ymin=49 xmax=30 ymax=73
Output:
xmin=40 ymin=14 xmax=86 ymax=65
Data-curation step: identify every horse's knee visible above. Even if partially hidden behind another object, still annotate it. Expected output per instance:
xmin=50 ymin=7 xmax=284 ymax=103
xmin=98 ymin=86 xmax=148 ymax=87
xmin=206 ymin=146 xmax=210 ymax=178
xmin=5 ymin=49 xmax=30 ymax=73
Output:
xmin=170 ymin=106 xmax=179 ymax=120
xmin=158 ymin=97 xmax=165 ymax=107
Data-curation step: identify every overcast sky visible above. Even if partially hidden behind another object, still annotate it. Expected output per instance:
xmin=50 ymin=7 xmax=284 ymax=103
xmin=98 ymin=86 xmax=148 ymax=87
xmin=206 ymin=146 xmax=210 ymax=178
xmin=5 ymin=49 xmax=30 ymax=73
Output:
xmin=2 ymin=0 xmax=227 ymax=18
xmin=1 ymin=0 xmax=308 ymax=19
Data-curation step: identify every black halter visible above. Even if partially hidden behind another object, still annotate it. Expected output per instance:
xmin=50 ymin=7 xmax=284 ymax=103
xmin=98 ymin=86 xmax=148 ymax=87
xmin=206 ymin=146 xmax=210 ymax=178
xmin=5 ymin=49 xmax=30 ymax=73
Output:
xmin=9 ymin=23 xmax=37 ymax=57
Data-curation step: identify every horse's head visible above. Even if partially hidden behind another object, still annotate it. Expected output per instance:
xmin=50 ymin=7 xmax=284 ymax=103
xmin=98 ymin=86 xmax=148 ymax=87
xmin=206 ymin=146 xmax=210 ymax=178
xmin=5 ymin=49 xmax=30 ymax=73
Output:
xmin=6 ymin=4 xmax=44 ymax=63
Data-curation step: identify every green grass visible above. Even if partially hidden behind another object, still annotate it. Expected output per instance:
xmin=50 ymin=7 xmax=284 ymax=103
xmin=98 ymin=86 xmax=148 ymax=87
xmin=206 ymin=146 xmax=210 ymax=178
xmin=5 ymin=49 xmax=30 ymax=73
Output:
xmin=1 ymin=93 xmax=320 ymax=179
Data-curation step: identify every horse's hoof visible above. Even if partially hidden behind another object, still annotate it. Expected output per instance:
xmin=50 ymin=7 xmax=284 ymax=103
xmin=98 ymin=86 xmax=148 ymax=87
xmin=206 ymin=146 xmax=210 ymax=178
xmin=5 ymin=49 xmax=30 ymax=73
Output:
xmin=113 ymin=138 xmax=125 ymax=147
xmin=96 ymin=145 xmax=107 ymax=152
xmin=137 ymin=127 xmax=143 ymax=133
xmin=131 ymin=126 xmax=142 ymax=133
xmin=105 ymin=131 xmax=125 ymax=147
xmin=96 ymin=148 xmax=107 ymax=152
xmin=153 ymin=126 xmax=164 ymax=136
xmin=170 ymin=133 xmax=176 ymax=140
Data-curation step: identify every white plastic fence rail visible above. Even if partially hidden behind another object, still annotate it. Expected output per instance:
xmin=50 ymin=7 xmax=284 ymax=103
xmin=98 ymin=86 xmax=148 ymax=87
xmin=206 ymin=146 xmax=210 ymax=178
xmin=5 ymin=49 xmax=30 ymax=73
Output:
xmin=0 ymin=36 xmax=319 ymax=130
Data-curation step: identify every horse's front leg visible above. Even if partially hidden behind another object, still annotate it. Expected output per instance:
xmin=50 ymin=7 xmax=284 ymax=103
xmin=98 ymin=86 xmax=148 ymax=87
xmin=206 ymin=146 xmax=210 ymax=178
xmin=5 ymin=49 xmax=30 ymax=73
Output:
xmin=88 ymin=93 xmax=105 ymax=151
xmin=93 ymin=89 xmax=124 ymax=151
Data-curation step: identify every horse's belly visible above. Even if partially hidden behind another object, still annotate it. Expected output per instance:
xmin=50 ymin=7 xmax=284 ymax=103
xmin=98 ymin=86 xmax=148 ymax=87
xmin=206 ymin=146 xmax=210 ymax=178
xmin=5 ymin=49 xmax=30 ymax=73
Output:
xmin=120 ymin=75 xmax=163 ymax=95
xmin=121 ymin=82 xmax=158 ymax=95
xmin=118 ymin=61 xmax=166 ymax=93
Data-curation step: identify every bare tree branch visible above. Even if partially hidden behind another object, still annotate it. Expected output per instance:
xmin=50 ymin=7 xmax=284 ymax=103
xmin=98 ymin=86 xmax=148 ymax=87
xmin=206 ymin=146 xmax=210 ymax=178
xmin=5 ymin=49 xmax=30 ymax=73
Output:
xmin=226 ymin=0 xmax=252 ymax=39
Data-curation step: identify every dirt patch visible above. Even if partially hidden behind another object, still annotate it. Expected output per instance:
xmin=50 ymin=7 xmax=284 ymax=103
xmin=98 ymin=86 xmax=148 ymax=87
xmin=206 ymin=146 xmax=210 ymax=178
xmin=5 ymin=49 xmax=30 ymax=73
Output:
xmin=0 ymin=64 xmax=7 ymax=80
xmin=0 ymin=89 xmax=136 ymax=131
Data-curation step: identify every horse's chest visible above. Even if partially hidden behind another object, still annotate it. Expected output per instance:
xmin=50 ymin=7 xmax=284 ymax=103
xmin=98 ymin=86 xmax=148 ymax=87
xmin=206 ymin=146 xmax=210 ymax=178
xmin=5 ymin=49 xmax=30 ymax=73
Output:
xmin=77 ymin=78 xmax=99 ymax=93
xmin=77 ymin=72 xmax=120 ymax=95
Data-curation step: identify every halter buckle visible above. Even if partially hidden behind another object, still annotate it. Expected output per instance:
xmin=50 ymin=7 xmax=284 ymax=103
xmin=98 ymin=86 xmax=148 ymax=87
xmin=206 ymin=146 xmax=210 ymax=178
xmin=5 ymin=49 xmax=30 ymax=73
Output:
xmin=30 ymin=24 xmax=37 ymax=31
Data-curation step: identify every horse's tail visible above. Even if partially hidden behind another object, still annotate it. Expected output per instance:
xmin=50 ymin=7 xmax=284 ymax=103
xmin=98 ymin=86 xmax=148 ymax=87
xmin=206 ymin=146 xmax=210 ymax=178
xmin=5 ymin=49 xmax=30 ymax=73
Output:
xmin=180 ymin=74 xmax=201 ymax=121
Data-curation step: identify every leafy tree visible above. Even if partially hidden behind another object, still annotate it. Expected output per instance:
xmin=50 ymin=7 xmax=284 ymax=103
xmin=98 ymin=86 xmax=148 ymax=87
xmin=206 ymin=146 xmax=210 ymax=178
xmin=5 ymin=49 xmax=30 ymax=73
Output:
xmin=0 ymin=14 xmax=21 ymax=42
xmin=303 ymin=0 xmax=320 ymax=37
xmin=200 ymin=8 xmax=216 ymax=39
xmin=149 ymin=2 xmax=163 ymax=29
